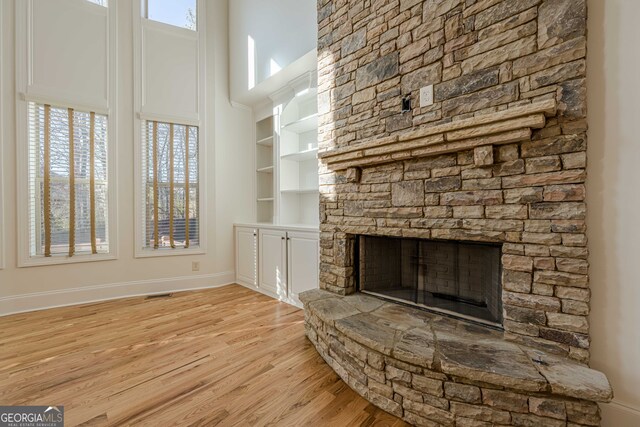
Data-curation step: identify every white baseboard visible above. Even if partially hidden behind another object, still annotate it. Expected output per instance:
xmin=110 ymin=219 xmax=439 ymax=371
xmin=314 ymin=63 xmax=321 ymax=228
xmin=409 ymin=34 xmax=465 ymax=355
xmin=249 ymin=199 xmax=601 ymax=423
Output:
xmin=601 ymin=399 xmax=640 ymax=427
xmin=0 ymin=271 xmax=235 ymax=317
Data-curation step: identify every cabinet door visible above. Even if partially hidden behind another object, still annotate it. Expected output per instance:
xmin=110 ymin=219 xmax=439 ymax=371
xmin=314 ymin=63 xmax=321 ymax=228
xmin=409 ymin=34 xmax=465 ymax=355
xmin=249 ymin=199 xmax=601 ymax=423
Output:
xmin=259 ymin=229 xmax=287 ymax=297
xmin=287 ymin=231 xmax=319 ymax=300
xmin=236 ymin=227 xmax=258 ymax=287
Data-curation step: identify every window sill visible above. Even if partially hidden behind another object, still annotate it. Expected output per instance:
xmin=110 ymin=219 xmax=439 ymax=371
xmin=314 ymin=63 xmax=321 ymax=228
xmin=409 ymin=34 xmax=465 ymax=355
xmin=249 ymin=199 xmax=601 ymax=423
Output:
xmin=135 ymin=247 xmax=205 ymax=259
xmin=19 ymin=252 xmax=117 ymax=268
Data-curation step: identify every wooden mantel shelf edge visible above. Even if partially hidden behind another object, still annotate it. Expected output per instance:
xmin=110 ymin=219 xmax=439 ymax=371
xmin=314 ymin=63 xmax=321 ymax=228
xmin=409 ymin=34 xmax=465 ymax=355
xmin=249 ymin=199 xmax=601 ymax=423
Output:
xmin=319 ymin=99 xmax=557 ymax=170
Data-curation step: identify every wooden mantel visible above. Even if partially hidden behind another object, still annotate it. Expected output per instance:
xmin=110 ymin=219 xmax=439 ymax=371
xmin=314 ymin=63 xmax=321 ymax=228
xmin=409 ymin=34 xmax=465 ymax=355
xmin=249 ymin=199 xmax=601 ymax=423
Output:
xmin=319 ymin=99 xmax=557 ymax=171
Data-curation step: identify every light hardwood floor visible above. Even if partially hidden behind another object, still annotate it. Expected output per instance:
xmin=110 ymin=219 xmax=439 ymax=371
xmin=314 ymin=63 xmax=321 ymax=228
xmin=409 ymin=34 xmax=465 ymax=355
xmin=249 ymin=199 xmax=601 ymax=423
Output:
xmin=0 ymin=284 xmax=407 ymax=426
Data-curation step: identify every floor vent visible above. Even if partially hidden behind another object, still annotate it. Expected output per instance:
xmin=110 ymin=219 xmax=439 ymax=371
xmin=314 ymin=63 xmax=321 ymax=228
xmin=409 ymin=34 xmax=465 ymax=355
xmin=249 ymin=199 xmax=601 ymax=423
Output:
xmin=145 ymin=293 xmax=173 ymax=300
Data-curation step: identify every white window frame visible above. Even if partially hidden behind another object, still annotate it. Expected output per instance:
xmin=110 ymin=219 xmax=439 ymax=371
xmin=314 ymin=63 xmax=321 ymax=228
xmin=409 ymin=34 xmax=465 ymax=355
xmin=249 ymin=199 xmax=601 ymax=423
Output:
xmin=133 ymin=0 xmax=207 ymax=258
xmin=15 ymin=0 xmax=118 ymax=267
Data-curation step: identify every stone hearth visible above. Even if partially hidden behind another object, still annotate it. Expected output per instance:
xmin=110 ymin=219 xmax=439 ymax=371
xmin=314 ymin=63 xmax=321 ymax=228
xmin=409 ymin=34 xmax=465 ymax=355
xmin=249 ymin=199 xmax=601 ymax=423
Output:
xmin=309 ymin=0 xmax=612 ymax=424
xmin=301 ymin=289 xmax=612 ymax=426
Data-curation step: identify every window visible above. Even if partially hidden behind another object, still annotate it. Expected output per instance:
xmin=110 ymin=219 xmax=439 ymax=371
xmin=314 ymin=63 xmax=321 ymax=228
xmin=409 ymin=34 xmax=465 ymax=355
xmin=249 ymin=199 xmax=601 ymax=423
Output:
xmin=87 ymin=0 xmax=107 ymax=6
xmin=146 ymin=0 xmax=197 ymax=30
xmin=141 ymin=121 xmax=199 ymax=250
xmin=28 ymin=103 xmax=110 ymax=258
xmin=134 ymin=0 xmax=205 ymax=257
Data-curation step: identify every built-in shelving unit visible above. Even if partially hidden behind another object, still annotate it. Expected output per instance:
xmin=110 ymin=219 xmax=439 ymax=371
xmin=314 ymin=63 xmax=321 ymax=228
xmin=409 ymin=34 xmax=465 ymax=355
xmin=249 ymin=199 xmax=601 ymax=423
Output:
xmin=256 ymin=115 xmax=276 ymax=223
xmin=279 ymin=87 xmax=319 ymax=226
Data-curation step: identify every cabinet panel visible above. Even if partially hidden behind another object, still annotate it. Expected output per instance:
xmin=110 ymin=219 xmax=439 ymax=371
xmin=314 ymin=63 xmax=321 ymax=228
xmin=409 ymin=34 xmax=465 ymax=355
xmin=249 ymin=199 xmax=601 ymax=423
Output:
xmin=259 ymin=229 xmax=287 ymax=297
xmin=287 ymin=231 xmax=319 ymax=300
xmin=235 ymin=227 xmax=258 ymax=287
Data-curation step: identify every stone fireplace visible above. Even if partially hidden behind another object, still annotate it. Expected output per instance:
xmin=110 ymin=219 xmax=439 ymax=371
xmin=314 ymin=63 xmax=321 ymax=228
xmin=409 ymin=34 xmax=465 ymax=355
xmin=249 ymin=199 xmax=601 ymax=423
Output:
xmin=302 ymin=0 xmax=612 ymax=425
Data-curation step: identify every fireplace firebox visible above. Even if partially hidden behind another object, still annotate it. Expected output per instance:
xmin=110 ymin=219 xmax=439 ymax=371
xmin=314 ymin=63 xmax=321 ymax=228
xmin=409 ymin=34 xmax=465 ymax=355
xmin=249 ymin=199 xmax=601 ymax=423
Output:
xmin=358 ymin=236 xmax=502 ymax=326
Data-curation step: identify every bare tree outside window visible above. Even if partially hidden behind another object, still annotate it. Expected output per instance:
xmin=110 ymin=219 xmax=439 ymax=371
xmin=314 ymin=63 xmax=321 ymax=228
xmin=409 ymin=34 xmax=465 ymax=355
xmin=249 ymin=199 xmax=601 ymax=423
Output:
xmin=147 ymin=0 xmax=197 ymax=31
xmin=142 ymin=121 xmax=199 ymax=250
xmin=28 ymin=103 xmax=110 ymax=257
xmin=186 ymin=7 xmax=196 ymax=31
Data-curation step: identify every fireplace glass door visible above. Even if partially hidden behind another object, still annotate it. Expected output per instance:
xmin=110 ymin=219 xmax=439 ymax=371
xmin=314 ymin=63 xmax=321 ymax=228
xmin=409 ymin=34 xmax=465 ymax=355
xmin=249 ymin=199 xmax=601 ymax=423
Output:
xmin=358 ymin=236 xmax=502 ymax=325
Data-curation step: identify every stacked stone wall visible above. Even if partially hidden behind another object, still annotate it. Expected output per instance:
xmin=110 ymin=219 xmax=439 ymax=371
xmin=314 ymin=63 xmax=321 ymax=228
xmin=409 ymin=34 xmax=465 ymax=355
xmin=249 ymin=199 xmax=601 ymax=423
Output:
xmin=317 ymin=0 xmax=590 ymax=361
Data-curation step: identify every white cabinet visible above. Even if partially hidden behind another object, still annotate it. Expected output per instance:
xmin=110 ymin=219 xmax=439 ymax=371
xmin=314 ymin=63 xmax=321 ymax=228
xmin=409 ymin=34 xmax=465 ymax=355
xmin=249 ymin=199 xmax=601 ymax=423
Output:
xmin=235 ymin=227 xmax=258 ymax=287
xmin=235 ymin=224 xmax=318 ymax=307
xmin=259 ymin=228 xmax=288 ymax=297
xmin=287 ymin=231 xmax=320 ymax=301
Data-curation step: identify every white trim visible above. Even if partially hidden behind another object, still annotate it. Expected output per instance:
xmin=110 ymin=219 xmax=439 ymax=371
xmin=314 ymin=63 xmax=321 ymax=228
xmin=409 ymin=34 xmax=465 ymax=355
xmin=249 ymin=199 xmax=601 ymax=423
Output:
xmin=142 ymin=16 xmax=198 ymax=38
xmin=24 ymin=86 xmax=109 ymax=114
xmin=134 ymin=247 xmax=205 ymax=259
xmin=18 ymin=252 xmax=116 ymax=268
xmin=0 ymin=0 xmax=4 ymax=269
xmin=15 ymin=0 xmax=119 ymax=268
xmin=19 ymin=91 xmax=110 ymax=116
xmin=0 ymin=272 xmax=235 ymax=317
xmin=133 ymin=0 xmax=207 ymax=259
xmin=137 ymin=111 xmax=200 ymax=127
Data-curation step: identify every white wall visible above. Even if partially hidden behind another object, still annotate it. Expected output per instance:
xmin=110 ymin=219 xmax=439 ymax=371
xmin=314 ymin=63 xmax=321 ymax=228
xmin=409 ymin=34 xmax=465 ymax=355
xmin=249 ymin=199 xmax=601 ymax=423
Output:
xmin=587 ymin=0 xmax=640 ymax=425
xmin=0 ymin=0 xmax=254 ymax=313
xmin=229 ymin=0 xmax=317 ymax=103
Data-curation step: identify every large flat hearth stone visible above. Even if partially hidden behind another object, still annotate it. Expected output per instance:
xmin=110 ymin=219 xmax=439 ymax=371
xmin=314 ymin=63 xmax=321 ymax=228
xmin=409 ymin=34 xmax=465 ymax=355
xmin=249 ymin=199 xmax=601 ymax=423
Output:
xmin=370 ymin=302 xmax=436 ymax=330
xmin=306 ymin=297 xmax=359 ymax=327
xmin=297 ymin=288 xmax=336 ymax=304
xmin=436 ymin=330 xmax=548 ymax=392
xmin=392 ymin=327 xmax=437 ymax=369
xmin=524 ymin=349 xmax=614 ymax=401
xmin=335 ymin=312 xmax=399 ymax=355
xmin=341 ymin=292 xmax=388 ymax=313
xmin=301 ymin=290 xmax=613 ymax=409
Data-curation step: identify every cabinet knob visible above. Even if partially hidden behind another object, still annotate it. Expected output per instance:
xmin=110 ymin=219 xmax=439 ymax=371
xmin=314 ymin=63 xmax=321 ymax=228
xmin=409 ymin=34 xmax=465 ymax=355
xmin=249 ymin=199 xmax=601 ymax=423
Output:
xmin=281 ymin=237 xmax=285 ymax=240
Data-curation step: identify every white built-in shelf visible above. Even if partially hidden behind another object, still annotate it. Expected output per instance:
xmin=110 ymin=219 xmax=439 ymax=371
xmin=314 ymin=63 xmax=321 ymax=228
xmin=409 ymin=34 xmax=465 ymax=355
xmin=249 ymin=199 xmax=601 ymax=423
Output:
xmin=281 ymin=188 xmax=319 ymax=194
xmin=281 ymin=147 xmax=318 ymax=162
xmin=256 ymin=114 xmax=276 ymax=224
xmin=274 ymin=75 xmax=319 ymax=226
xmin=282 ymin=114 xmax=318 ymax=134
xmin=257 ymin=136 xmax=274 ymax=147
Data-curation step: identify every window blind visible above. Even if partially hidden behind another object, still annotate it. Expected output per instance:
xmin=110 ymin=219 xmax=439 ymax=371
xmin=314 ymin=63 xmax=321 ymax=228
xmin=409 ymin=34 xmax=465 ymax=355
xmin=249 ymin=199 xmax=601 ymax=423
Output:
xmin=141 ymin=121 xmax=199 ymax=250
xmin=28 ymin=103 xmax=110 ymax=257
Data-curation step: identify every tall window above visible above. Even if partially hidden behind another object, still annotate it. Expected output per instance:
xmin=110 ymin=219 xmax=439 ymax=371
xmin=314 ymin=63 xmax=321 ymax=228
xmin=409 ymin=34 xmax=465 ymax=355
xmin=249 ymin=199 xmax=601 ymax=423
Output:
xmin=28 ymin=103 xmax=110 ymax=258
xmin=146 ymin=0 xmax=197 ymax=30
xmin=141 ymin=121 xmax=199 ymax=250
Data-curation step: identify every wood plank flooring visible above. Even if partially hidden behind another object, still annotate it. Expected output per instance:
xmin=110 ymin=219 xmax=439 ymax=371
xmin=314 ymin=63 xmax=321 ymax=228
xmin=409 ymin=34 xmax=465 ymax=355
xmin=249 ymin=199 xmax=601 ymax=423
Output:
xmin=0 ymin=284 xmax=407 ymax=426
